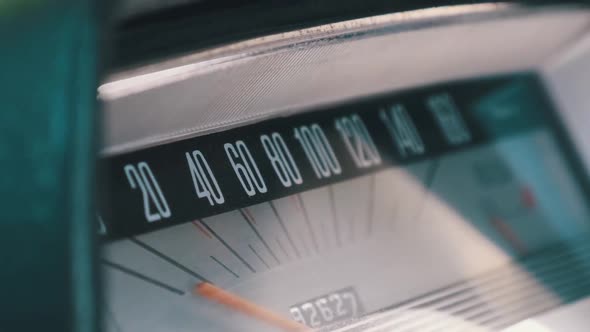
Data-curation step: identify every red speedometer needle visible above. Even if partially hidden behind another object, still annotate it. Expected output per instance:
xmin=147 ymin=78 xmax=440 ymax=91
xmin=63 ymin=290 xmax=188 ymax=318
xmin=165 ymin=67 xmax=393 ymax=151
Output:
xmin=194 ymin=282 xmax=310 ymax=332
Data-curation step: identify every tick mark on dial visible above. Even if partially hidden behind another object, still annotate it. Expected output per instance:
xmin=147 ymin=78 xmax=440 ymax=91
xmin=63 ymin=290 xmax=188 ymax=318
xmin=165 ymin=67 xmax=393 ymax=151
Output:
xmin=249 ymin=244 xmax=271 ymax=269
xmin=294 ymin=194 xmax=320 ymax=254
xmin=240 ymin=209 xmax=281 ymax=265
xmin=269 ymin=201 xmax=301 ymax=259
xmin=102 ymin=259 xmax=185 ymax=295
xmin=210 ymin=256 xmax=240 ymax=278
xmin=199 ymin=219 xmax=257 ymax=273
xmin=130 ymin=237 xmax=209 ymax=283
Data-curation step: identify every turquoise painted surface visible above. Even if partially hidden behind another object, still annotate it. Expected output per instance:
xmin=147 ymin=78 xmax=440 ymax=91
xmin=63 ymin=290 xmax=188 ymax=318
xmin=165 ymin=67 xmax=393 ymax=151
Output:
xmin=0 ymin=2 xmax=99 ymax=331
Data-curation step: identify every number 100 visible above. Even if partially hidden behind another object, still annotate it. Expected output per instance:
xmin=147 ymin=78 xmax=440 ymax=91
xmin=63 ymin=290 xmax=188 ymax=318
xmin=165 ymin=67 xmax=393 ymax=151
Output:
xmin=294 ymin=124 xmax=341 ymax=179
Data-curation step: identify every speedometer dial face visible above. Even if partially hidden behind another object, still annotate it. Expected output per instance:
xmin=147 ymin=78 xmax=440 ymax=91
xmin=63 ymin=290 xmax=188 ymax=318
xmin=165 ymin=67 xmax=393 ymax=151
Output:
xmin=99 ymin=75 xmax=590 ymax=331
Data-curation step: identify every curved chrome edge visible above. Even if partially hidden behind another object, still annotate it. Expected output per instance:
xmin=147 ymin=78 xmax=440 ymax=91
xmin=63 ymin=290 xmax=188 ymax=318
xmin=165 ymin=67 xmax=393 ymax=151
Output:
xmin=99 ymin=3 xmax=515 ymax=100
xmin=100 ymin=4 xmax=590 ymax=156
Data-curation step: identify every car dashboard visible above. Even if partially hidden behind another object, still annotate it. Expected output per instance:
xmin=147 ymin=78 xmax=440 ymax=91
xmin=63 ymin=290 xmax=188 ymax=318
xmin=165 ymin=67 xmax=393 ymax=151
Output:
xmin=6 ymin=2 xmax=590 ymax=332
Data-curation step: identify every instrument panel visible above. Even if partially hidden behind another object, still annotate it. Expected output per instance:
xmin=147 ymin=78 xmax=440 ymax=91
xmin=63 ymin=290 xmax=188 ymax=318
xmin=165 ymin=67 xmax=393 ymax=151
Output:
xmin=6 ymin=3 xmax=590 ymax=332
xmin=99 ymin=74 xmax=590 ymax=331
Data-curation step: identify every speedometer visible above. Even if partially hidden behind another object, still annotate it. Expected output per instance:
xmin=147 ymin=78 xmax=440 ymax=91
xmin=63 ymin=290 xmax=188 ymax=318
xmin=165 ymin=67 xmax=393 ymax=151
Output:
xmin=9 ymin=2 xmax=590 ymax=332
xmin=99 ymin=74 xmax=590 ymax=331
xmin=95 ymin=4 xmax=590 ymax=332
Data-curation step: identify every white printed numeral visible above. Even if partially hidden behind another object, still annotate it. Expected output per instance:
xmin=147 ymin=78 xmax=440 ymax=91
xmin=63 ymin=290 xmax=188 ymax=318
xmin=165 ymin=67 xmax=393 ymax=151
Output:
xmin=261 ymin=133 xmax=303 ymax=187
xmin=290 ymin=307 xmax=306 ymax=325
xmin=185 ymin=150 xmax=224 ymax=206
xmin=124 ymin=162 xmax=171 ymax=223
xmin=316 ymin=298 xmax=334 ymax=321
xmin=379 ymin=104 xmax=425 ymax=158
xmin=427 ymin=93 xmax=471 ymax=145
xmin=225 ymin=140 xmax=267 ymax=196
xmin=335 ymin=114 xmax=381 ymax=168
xmin=294 ymin=124 xmax=341 ymax=179
xmin=342 ymin=292 xmax=358 ymax=316
xmin=302 ymin=303 xmax=321 ymax=327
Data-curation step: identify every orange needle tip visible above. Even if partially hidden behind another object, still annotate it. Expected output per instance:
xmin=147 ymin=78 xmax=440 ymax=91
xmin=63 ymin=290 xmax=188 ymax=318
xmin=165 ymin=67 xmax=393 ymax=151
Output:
xmin=194 ymin=282 xmax=310 ymax=332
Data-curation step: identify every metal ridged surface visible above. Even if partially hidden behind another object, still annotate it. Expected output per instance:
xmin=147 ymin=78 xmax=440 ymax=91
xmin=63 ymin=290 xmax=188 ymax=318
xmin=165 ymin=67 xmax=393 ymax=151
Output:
xmin=100 ymin=6 xmax=590 ymax=155
xmin=330 ymin=238 xmax=590 ymax=331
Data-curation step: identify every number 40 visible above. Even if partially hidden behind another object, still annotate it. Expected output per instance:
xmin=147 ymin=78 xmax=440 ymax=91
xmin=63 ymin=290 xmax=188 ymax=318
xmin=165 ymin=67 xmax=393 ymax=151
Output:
xmin=185 ymin=150 xmax=225 ymax=206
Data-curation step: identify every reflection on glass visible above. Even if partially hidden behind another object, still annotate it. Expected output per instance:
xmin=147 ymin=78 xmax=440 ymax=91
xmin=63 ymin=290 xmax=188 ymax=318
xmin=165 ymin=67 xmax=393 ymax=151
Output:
xmin=102 ymin=77 xmax=590 ymax=331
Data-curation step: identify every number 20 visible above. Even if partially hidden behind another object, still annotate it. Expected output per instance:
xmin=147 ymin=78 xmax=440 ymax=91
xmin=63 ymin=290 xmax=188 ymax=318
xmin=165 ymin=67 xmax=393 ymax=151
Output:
xmin=124 ymin=162 xmax=171 ymax=222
